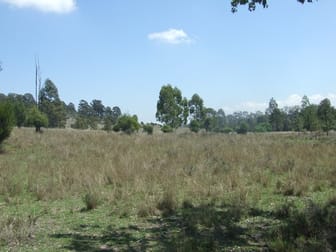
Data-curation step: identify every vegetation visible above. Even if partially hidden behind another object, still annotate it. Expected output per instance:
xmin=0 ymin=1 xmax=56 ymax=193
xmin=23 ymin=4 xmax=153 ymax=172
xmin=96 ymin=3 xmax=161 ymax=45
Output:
xmin=0 ymin=128 xmax=335 ymax=251
xmin=0 ymin=101 xmax=14 ymax=148
xmin=113 ymin=114 xmax=140 ymax=134
xmin=25 ymin=107 xmax=49 ymax=132
xmin=231 ymin=0 xmax=316 ymax=12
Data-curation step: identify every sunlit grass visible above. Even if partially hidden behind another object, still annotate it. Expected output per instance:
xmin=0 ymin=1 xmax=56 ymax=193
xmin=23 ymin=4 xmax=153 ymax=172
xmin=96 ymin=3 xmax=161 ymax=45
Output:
xmin=0 ymin=128 xmax=335 ymax=250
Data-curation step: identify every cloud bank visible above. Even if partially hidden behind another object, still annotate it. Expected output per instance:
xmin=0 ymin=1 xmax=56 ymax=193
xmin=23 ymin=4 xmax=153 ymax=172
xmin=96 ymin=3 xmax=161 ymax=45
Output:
xmin=1 ymin=0 xmax=76 ymax=13
xmin=148 ymin=29 xmax=192 ymax=44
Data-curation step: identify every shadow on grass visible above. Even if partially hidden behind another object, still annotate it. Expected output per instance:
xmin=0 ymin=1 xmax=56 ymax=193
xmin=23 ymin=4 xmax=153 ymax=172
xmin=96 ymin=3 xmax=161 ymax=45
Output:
xmin=50 ymin=202 xmax=273 ymax=251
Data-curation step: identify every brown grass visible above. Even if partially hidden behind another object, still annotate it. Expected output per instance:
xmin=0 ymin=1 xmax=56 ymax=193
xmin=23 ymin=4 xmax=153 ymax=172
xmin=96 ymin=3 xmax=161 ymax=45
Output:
xmin=0 ymin=128 xmax=335 ymax=214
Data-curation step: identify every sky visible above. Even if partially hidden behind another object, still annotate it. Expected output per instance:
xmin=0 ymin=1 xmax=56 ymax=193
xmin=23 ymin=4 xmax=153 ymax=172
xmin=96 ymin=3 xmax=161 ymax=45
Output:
xmin=0 ymin=0 xmax=335 ymax=122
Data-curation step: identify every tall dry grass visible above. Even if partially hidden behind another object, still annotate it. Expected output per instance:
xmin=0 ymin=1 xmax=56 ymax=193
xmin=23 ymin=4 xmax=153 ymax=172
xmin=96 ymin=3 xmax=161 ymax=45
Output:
xmin=0 ymin=128 xmax=335 ymax=215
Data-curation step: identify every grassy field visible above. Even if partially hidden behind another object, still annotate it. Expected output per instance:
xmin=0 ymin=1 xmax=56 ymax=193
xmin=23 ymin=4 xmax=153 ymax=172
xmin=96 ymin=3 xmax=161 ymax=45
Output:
xmin=0 ymin=128 xmax=335 ymax=251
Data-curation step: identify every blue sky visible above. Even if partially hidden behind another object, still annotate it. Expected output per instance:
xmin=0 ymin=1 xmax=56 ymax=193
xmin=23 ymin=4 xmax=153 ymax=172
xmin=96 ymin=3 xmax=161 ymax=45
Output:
xmin=0 ymin=0 xmax=335 ymax=122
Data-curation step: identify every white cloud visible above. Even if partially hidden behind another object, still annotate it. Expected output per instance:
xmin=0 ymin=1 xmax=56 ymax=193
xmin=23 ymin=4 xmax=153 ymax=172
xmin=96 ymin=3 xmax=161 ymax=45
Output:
xmin=148 ymin=29 xmax=192 ymax=44
xmin=1 ymin=0 xmax=76 ymax=13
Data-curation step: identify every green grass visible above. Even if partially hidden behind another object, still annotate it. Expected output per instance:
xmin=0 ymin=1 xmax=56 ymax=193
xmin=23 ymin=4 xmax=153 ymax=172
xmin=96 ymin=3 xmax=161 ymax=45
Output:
xmin=0 ymin=128 xmax=335 ymax=251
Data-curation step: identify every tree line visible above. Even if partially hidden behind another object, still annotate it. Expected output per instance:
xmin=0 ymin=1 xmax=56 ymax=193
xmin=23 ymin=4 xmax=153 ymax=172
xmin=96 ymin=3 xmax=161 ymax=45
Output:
xmin=1 ymin=81 xmax=336 ymax=147
xmin=156 ymin=85 xmax=336 ymax=135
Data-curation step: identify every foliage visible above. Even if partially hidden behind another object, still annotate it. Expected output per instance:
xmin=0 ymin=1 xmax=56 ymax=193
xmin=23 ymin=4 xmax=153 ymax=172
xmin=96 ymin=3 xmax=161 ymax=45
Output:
xmin=0 ymin=101 xmax=14 ymax=146
xmin=142 ymin=123 xmax=154 ymax=135
xmin=161 ymin=125 xmax=173 ymax=133
xmin=156 ymin=85 xmax=185 ymax=129
xmin=189 ymin=120 xmax=200 ymax=133
xmin=236 ymin=122 xmax=248 ymax=134
xmin=113 ymin=114 xmax=140 ymax=134
xmin=254 ymin=122 xmax=271 ymax=132
xmin=26 ymin=107 xmax=48 ymax=132
xmin=231 ymin=0 xmax=315 ymax=12
xmin=317 ymin=98 xmax=335 ymax=135
xmin=39 ymin=79 xmax=66 ymax=128
xmin=71 ymin=116 xmax=89 ymax=130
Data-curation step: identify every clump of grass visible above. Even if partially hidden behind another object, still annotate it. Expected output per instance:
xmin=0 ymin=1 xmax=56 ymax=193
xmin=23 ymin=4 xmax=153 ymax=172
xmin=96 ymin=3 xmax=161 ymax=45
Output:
xmin=82 ymin=191 xmax=100 ymax=211
xmin=157 ymin=190 xmax=177 ymax=216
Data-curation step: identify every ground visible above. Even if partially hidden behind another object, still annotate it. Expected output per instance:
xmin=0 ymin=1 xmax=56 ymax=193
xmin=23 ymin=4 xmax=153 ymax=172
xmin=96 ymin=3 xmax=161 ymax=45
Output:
xmin=0 ymin=128 xmax=335 ymax=251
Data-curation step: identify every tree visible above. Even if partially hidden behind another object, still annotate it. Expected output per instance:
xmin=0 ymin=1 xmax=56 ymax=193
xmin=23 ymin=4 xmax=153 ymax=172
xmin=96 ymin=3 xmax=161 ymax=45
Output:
xmin=91 ymin=99 xmax=105 ymax=119
xmin=189 ymin=120 xmax=201 ymax=133
xmin=39 ymin=79 xmax=66 ymax=128
xmin=156 ymin=85 xmax=184 ymax=129
xmin=236 ymin=122 xmax=248 ymax=134
xmin=189 ymin=94 xmax=205 ymax=122
xmin=113 ymin=114 xmax=140 ymax=134
xmin=26 ymin=107 xmax=48 ymax=132
xmin=0 ymin=101 xmax=14 ymax=147
xmin=266 ymin=98 xmax=284 ymax=131
xmin=231 ymin=0 xmax=315 ymax=12
xmin=317 ymin=99 xmax=335 ymax=135
xmin=302 ymin=105 xmax=320 ymax=132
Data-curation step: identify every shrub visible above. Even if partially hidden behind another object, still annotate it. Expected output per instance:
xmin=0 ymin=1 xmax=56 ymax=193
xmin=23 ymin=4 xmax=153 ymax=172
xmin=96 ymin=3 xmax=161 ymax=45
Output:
xmin=143 ymin=123 xmax=154 ymax=135
xmin=236 ymin=122 xmax=248 ymax=134
xmin=113 ymin=114 xmax=140 ymax=134
xmin=189 ymin=120 xmax=200 ymax=133
xmin=26 ymin=107 xmax=48 ymax=132
xmin=0 ymin=102 xmax=14 ymax=146
xmin=161 ymin=125 xmax=173 ymax=133
xmin=82 ymin=192 xmax=99 ymax=211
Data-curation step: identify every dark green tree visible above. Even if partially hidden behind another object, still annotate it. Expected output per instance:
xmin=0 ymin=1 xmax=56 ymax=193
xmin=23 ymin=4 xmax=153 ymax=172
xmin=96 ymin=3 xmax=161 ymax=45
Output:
xmin=317 ymin=99 xmax=335 ymax=135
xmin=267 ymin=98 xmax=284 ymax=131
xmin=0 ymin=101 xmax=14 ymax=147
xmin=236 ymin=122 xmax=248 ymax=134
xmin=113 ymin=114 xmax=140 ymax=134
xmin=189 ymin=120 xmax=201 ymax=133
xmin=156 ymin=85 xmax=184 ymax=129
xmin=39 ymin=79 xmax=66 ymax=128
xmin=91 ymin=99 xmax=105 ymax=119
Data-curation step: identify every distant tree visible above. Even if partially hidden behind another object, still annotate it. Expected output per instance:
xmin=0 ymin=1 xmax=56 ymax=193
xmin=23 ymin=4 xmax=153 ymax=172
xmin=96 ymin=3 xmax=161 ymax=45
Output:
xmin=39 ymin=79 xmax=66 ymax=128
xmin=189 ymin=94 xmax=205 ymax=122
xmin=236 ymin=122 xmax=248 ymax=134
xmin=111 ymin=106 xmax=122 ymax=123
xmin=26 ymin=107 xmax=48 ymax=132
xmin=0 ymin=101 xmax=14 ymax=147
xmin=91 ymin=99 xmax=105 ymax=119
xmin=301 ymin=103 xmax=320 ymax=132
xmin=267 ymin=98 xmax=284 ymax=131
xmin=66 ymin=102 xmax=77 ymax=117
xmin=203 ymin=107 xmax=217 ymax=132
xmin=156 ymin=85 xmax=184 ymax=129
xmin=77 ymin=99 xmax=96 ymax=129
xmin=113 ymin=114 xmax=140 ymax=134
xmin=231 ymin=0 xmax=315 ymax=12
xmin=22 ymin=93 xmax=36 ymax=108
xmin=317 ymin=99 xmax=335 ymax=135
xmin=254 ymin=122 xmax=272 ymax=132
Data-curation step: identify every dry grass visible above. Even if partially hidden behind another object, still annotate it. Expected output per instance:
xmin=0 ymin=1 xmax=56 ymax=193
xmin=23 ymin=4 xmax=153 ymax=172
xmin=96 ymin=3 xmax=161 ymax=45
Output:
xmin=0 ymin=129 xmax=335 ymax=210
xmin=1 ymin=128 xmax=336 ymax=250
